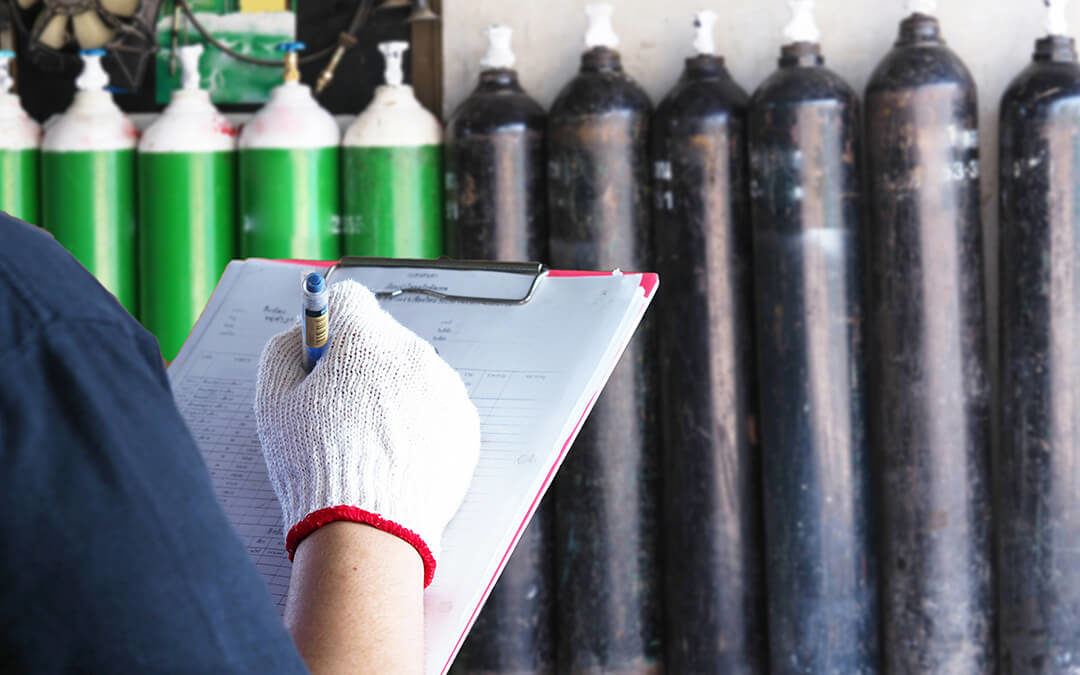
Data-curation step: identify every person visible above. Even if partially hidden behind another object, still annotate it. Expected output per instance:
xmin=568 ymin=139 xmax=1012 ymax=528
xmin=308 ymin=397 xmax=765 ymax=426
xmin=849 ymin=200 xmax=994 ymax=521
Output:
xmin=0 ymin=215 xmax=480 ymax=673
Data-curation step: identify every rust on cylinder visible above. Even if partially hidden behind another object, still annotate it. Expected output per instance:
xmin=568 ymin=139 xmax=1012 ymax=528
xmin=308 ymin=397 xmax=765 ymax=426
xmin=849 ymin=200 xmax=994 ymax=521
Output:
xmin=865 ymin=14 xmax=994 ymax=674
xmin=547 ymin=44 xmax=660 ymax=674
xmin=748 ymin=41 xmax=879 ymax=675
xmin=652 ymin=52 xmax=766 ymax=674
xmin=999 ymin=34 xmax=1080 ymax=674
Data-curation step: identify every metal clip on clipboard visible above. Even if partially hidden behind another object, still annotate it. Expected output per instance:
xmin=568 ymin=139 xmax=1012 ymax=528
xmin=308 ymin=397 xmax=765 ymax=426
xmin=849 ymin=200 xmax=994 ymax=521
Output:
xmin=325 ymin=257 xmax=549 ymax=305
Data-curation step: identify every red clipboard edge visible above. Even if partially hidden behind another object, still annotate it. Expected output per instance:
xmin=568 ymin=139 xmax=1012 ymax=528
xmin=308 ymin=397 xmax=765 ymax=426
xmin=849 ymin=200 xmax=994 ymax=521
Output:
xmin=546 ymin=270 xmax=659 ymax=298
xmin=272 ymin=258 xmax=335 ymax=268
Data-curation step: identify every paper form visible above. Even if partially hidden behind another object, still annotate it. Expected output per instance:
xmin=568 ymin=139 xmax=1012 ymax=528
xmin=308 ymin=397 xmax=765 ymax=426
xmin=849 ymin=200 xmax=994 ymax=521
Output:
xmin=168 ymin=259 xmax=654 ymax=674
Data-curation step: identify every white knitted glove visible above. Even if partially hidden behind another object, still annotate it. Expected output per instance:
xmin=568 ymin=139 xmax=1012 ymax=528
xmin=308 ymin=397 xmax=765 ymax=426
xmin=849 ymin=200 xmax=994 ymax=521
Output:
xmin=254 ymin=279 xmax=480 ymax=587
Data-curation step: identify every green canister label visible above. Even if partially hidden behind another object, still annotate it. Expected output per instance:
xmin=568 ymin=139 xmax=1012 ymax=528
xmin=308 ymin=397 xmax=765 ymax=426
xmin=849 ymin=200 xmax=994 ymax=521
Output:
xmin=138 ymin=150 xmax=235 ymax=360
xmin=42 ymin=149 xmax=137 ymax=315
xmin=239 ymin=146 xmax=341 ymax=260
xmin=342 ymin=144 xmax=443 ymax=258
xmin=0 ymin=148 xmax=39 ymax=224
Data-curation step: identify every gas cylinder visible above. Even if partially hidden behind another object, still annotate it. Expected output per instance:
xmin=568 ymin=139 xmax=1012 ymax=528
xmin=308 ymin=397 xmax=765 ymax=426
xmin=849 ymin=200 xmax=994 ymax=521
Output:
xmin=547 ymin=4 xmax=660 ymax=673
xmin=447 ymin=25 xmax=553 ymax=675
xmin=41 ymin=48 xmax=137 ymax=315
xmin=342 ymin=41 xmax=442 ymax=258
xmin=652 ymin=11 xmax=764 ymax=674
xmin=239 ymin=41 xmax=340 ymax=260
xmin=138 ymin=44 xmax=236 ymax=361
xmin=445 ymin=25 xmax=547 ymax=262
xmin=747 ymin=2 xmax=878 ymax=672
xmin=865 ymin=2 xmax=993 ymax=671
xmin=999 ymin=1 xmax=1080 ymax=669
xmin=0 ymin=50 xmax=40 ymax=224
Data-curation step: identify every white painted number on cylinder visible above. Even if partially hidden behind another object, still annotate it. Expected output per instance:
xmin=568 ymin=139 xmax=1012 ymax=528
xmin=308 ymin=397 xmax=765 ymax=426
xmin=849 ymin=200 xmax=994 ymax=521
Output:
xmin=947 ymin=125 xmax=978 ymax=150
xmin=654 ymin=160 xmax=672 ymax=181
xmin=945 ymin=159 xmax=979 ymax=182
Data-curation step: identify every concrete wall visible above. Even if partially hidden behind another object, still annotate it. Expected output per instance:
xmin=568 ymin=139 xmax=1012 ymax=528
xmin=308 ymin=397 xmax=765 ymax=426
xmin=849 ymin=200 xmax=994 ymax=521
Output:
xmin=442 ymin=0 xmax=1080 ymax=360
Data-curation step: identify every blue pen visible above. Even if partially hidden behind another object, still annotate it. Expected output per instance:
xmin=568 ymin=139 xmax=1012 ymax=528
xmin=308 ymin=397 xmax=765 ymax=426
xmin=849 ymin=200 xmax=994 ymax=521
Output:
xmin=302 ymin=272 xmax=329 ymax=370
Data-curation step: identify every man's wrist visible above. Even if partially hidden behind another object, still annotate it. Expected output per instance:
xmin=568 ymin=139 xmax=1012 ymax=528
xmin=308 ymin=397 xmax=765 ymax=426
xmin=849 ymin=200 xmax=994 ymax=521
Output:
xmin=286 ymin=521 xmax=424 ymax=674
xmin=293 ymin=520 xmax=424 ymax=584
xmin=287 ymin=506 xmax=435 ymax=586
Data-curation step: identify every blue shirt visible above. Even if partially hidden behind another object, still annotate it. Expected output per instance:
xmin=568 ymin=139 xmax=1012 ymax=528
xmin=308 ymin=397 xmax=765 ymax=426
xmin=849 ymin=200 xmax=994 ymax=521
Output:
xmin=0 ymin=217 xmax=307 ymax=672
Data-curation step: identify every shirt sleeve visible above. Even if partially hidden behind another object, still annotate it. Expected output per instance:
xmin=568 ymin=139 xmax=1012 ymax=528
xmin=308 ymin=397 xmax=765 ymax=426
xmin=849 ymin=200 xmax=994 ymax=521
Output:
xmin=0 ymin=316 xmax=309 ymax=673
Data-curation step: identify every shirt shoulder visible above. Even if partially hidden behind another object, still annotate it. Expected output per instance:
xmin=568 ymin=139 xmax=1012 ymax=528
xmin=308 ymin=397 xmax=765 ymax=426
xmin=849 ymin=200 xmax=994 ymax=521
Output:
xmin=0 ymin=291 xmax=308 ymax=673
xmin=0 ymin=215 xmax=137 ymax=355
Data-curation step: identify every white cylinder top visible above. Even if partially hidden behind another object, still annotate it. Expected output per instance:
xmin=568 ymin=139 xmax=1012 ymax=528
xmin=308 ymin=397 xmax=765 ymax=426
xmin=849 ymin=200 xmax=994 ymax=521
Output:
xmin=344 ymin=84 xmax=441 ymax=148
xmin=44 ymin=52 xmax=135 ymax=152
xmin=585 ymin=3 xmax=619 ymax=49
xmin=379 ymin=41 xmax=408 ymax=87
xmin=140 ymin=44 xmax=235 ymax=153
xmin=179 ymin=44 xmax=204 ymax=92
xmin=481 ymin=24 xmax=515 ymax=69
xmin=905 ymin=0 xmax=938 ymax=15
xmin=0 ymin=53 xmax=13 ymax=94
xmin=783 ymin=0 xmax=821 ymax=43
xmin=0 ymin=51 xmax=38 ymax=150
xmin=0 ymin=93 xmax=41 ymax=151
xmin=693 ymin=10 xmax=718 ymax=55
xmin=239 ymin=81 xmax=339 ymax=150
xmin=1047 ymin=0 xmax=1069 ymax=36
xmin=76 ymin=51 xmax=110 ymax=92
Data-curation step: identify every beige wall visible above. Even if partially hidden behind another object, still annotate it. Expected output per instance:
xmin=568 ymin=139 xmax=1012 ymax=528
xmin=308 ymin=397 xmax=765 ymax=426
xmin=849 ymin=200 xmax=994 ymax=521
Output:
xmin=443 ymin=0 xmax=1080 ymax=358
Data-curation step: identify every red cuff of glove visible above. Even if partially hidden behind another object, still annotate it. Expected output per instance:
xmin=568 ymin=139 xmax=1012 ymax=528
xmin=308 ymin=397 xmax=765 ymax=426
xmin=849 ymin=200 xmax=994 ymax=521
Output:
xmin=285 ymin=506 xmax=437 ymax=587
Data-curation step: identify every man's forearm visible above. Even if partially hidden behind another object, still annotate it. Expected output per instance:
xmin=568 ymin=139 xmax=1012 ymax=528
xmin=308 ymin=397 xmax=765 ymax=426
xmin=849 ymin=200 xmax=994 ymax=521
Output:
xmin=285 ymin=522 xmax=424 ymax=674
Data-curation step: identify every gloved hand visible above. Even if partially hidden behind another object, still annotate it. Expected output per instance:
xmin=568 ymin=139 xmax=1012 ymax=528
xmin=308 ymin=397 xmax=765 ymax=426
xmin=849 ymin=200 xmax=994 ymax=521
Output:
xmin=254 ymin=279 xmax=480 ymax=587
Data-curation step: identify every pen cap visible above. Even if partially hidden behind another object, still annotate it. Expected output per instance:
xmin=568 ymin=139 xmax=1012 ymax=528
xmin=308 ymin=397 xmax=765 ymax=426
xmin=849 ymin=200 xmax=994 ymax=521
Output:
xmin=302 ymin=272 xmax=328 ymax=310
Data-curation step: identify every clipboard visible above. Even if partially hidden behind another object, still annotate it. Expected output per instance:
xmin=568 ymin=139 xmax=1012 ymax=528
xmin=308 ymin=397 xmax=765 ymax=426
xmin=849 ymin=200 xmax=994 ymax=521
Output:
xmin=167 ymin=257 xmax=658 ymax=674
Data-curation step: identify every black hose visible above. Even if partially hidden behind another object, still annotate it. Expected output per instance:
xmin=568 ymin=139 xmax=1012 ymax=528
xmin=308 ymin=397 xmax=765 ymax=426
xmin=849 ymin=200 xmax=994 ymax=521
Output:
xmin=6 ymin=0 xmax=32 ymax=39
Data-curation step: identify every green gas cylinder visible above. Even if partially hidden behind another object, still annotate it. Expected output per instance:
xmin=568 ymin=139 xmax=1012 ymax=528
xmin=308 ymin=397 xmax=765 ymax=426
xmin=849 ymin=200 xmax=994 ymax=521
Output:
xmin=342 ymin=41 xmax=443 ymax=258
xmin=138 ymin=44 xmax=236 ymax=360
xmin=0 ymin=50 xmax=40 ymax=224
xmin=41 ymin=48 xmax=138 ymax=315
xmin=239 ymin=41 xmax=340 ymax=260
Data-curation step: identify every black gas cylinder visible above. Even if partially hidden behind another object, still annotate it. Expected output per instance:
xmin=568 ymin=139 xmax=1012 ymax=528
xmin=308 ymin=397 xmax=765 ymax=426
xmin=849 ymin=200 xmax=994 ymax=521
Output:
xmin=547 ymin=42 xmax=660 ymax=673
xmin=445 ymin=67 xmax=547 ymax=262
xmin=652 ymin=48 xmax=766 ymax=674
xmin=999 ymin=32 xmax=1080 ymax=674
xmin=748 ymin=40 xmax=879 ymax=675
xmin=445 ymin=45 xmax=554 ymax=675
xmin=865 ymin=12 xmax=994 ymax=673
